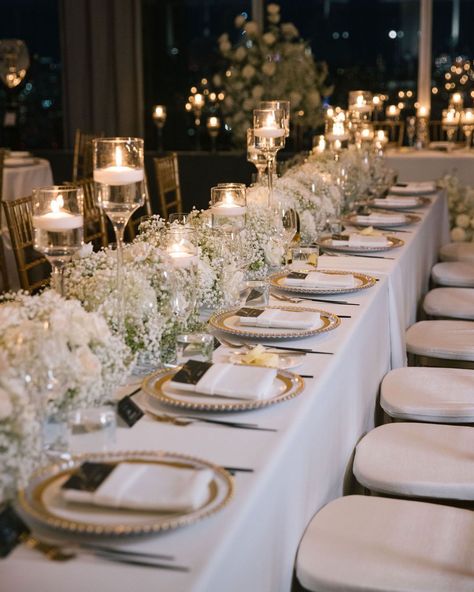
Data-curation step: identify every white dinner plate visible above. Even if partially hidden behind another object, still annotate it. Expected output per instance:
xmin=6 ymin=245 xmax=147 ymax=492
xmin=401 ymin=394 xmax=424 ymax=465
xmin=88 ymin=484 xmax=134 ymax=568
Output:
xmin=318 ymin=235 xmax=404 ymax=253
xmin=229 ymin=351 xmax=304 ymax=370
xmin=345 ymin=212 xmax=420 ymax=228
xmin=269 ymin=270 xmax=376 ymax=295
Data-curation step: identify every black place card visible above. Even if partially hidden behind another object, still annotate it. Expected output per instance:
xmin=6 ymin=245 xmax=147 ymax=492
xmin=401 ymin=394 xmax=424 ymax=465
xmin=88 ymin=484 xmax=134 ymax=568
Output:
xmin=61 ymin=462 xmax=116 ymax=493
xmin=245 ymin=289 xmax=263 ymax=304
xmin=172 ymin=359 xmax=213 ymax=385
xmin=117 ymin=395 xmax=144 ymax=428
xmin=331 ymin=233 xmax=349 ymax=241
xmin=286 ymin=271 xmax=308 ymax=280
xmin=395 ymin=182 xmax=408 ymax=187
xmin=0 ymin=504 xmax=30 ymax=558
xmin=213 ymin=337 xmax=221 ymax=351
xmin=236 ymin=307 xmax=263 ymax=318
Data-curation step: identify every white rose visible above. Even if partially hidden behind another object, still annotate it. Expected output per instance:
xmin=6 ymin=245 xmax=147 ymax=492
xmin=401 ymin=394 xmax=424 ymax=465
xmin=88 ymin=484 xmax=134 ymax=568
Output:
xmin=73 ymin=242 xmax=93 ymax=260
xmin=251 ymin=85 xmax=264 ymax=99
xmin=123 ymin=242 xmax=150 ymax=262
xmin=262 ymin=62 xmax=276 ymax=76
xmin=456 ymin=213 xmax=470 ymax=229
xmin=76 ymin=346 xmax=102 ymax=378
xmin=268 ymin=14 xmax=280 ymax=24
xmin=264 ymin=239 xmax=285 ymax=267
xmin=262 ymin=32 xmax=276 ymax=46
xmin=267 ymin=3 xmax=280 ymax=14
xmin=451 ymin=226 xmax=466 ymax=242
xmin=234 ymin=14 xmax=246 ymax=28
xmin=234 ymin=46 xmax=247 ymax=61
xmin=0 ymin=387 xmax=13 ymax=420
xmin=244 ymin=21 xmax=259 ymax=36
xmin=242 ymin=64 xmax=256 ymax=79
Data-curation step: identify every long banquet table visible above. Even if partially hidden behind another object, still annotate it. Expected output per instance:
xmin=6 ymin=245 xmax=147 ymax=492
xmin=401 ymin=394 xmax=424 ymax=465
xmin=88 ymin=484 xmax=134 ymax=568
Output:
xmin=0 ymin=191 xmax=449 ymax=592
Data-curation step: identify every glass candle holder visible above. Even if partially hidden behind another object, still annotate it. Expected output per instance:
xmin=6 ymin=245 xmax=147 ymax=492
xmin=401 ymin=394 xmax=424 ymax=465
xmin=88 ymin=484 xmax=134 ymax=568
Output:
xmin=253 ymin=108 xmax=286 ymax=205
xmin=93 ymin=137 xmax=145 ymax=335
xmin=449 ymin=92 xmax=463 ymax=112
xmin=207 ymin=116 xmax=221 ymax=152
xmin=312 ymin=134 xmax=326 ymax=154
xmin=348 ymin=90 xmax=373 ymax=117
xmin=461 ymin=109 xmax=474 ymax=150
xmin=325 ymin=116 xmax=349 ymax=155
xmin=259 ymin=100 xmax=290 ymax=137
xmin=442 ymin=109 xmax=460 ymax=143
xmin=359 ymin=122 xmax=375 ymax=146
xmin=32 ymin=185 xmax=84 ymax=296
xmin=385 ymin=104 xmax=400 ymax=120
xmin=152 ymin=105 xmax=167 ymax=152
xmin=211 ymin=184 xmax=247 ymax=233
xmin=165 ymin=226 xmax=198 ymax=268
xmin=247 ymin=128 xmax=267 ymax=183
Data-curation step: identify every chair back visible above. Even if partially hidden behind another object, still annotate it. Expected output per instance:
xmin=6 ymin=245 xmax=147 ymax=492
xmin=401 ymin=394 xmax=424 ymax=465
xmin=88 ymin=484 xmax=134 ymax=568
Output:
xmin=72 ymin=129 xmax=104 ymax=181
xmin=2 ymin=195 xmax=49 ymax=293
xmin=374 ymin=121 xmax=405 ymax=147
xmin=153 ymin=153 xmax=183 ymax=219
xmin=66 ymin=178 xmax=108 ymax=249
xmin=0 ymin=149 xmax=9 ymax=291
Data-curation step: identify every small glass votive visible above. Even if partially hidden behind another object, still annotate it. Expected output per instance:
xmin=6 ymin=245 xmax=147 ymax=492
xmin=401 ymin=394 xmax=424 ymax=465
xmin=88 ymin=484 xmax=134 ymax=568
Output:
xmin=68 ymin=406 xmax=117 ymax=454
xmin=176 ymin=333 xmax=214 ymax=365
xmin=289 ymin=245 xmax=319 ymax=271
xmin=239 ymin=279 xmax=269 ymax=306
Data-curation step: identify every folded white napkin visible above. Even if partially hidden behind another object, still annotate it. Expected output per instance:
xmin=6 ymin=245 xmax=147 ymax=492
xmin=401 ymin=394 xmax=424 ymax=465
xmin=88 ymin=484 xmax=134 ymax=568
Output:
xmin=283 ymin=270 xmax=356 ymax=289
xmin=390 ymin=181 xmax=436 ymax=195
xmin=356 ymin=212 xmax=406 ymax=225
xmin=62 ymin=462 xmax=213 ymax=512
xmin=239 ymin=308 xmax=321 ymax=330
xmin=171 ymin=362 xmax=277 ymax=400
xmin=332 ymin=234 xmax=388 ymax=247
xmin=374 ymin=196 xmax=419 ymax=208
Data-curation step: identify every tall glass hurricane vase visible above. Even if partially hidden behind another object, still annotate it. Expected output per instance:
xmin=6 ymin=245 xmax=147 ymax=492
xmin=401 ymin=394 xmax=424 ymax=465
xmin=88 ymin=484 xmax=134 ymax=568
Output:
xmin=32 ymin=186 xmax=84 ymax=296
xmin=93 ymin=137 xmax=145 ymax=335
xmin=253 ymin=109 xmax=285 ymax=206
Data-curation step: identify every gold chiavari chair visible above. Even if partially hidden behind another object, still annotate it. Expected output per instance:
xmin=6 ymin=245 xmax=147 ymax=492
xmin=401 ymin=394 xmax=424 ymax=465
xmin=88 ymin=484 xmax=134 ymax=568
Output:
xmin=65 ymin=178 xmax=108 ymax=249
xmin=2 ymin=195 xmax=50 ymax=293
xmin=0 ymin=149 xmax=9 ymax=291
xmin=72 ymin=129 xmax=104 ymax=181
xmin=153 ymin=153 xmax=183 ymax=219
xmin=126 ymin=175 xmax=153 ymax=240
xmin=374 ymin=121 xmax=405 ymax=147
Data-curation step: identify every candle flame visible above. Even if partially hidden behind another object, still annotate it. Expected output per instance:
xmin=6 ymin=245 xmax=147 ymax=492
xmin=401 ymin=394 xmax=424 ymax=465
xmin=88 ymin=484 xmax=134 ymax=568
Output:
xmin=265 ymin=113 xmax=276 ymax=127
xmin=356 ymin=95 xmax=364 ymax=107
xmin=224 ymin=192 xmax=234 ymax=205
xmin=50 ymin=195 xmax=64 ymax=214
xmin=115 ymin=146 xmax=123 ymax=167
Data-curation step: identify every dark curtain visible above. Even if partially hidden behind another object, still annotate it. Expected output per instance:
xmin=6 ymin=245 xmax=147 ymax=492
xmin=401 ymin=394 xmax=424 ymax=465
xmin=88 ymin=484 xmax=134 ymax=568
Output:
xmin=59 ymin=0 xmax=144 ymax=147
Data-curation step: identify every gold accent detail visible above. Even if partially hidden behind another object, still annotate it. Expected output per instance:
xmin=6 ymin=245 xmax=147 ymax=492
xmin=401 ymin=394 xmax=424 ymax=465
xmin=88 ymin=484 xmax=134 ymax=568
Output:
xmin=269 ymin=271 xmax=376 ymax=295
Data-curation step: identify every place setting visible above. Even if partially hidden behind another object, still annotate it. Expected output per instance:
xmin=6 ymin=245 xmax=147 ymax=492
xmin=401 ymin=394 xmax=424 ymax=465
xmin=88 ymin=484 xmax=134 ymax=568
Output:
xmin=344 ymin=209 xmax=421 ymax=229
xmin=318 ymin=231 xmax=404 ymax=254
xmin=369 ymin=195 xmax=431 ymax=211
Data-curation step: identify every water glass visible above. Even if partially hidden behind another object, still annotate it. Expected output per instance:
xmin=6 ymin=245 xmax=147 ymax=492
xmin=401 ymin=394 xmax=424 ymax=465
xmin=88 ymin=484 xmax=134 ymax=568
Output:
xmin=289 ymin=245 xmax=319 ymax=271
xmin=176 ymin=333 xmax=214 ymax=364
xmin=239 ymin=279 xmax=269 ymax=306
xmin=68 ymin=406 xmax=117 ymax=454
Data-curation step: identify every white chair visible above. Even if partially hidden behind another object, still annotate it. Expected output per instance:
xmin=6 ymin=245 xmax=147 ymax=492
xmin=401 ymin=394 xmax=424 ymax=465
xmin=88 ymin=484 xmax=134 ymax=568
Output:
xmin=423 ymin=287 xmax=474 ymax=319
xmin=439 ymin=242 xmax=474 ymax=263
xmin=296 ymin=495 xmax=474 ymax=592
xmin=381 ymin=367 xmax=474 ymax=423
xmin=432 ymin=261 xmax=474 ymax=287
xmin=353 ymin=422 xmax=474 ymax=500
xmin=406 ymin=320 xmax=474 ymax=367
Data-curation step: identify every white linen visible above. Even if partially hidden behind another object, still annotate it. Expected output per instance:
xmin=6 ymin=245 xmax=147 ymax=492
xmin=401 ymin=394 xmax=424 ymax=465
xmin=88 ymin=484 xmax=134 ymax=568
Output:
xmin=386 ymin=149 xmax=474 ymax=185
xmin=431 ymin=261 xmax=474 ymax=287
xmin=406 ymin=320 xmax=474 ymax=361
xmin=296 ymin=495 xmax=474 ymax=592
xmin=373 ymin=195 xmax=419 ymax=207
xmin=348 ymin=234 xmax=388 ymax=247
xmin=283 ymin=270 xmax=355 ymax=288
xmin=381 ymin=367 xmax=474 ymax=423
xmin=423 ymin=287 xmax=474 ymax=319
xmin=355 ymin=212 xmax=406 ymax=225
xmin=390 ymin=181 xmax=436 ymax=195
xmin=239 ymin=308 xmax=321 ymax=330
xmin=170 ymin=362 xmax=277 ymax=400
xmin=62 ymin=462 xmax=213 ymax=512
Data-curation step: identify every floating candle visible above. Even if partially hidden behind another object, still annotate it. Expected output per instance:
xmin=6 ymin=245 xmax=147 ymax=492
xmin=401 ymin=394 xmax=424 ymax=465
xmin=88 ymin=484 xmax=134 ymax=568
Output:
xmin=94 ymin=146 xmax=144 ymax=185
xmin=33 ymin=196 xmax=83 ymax=231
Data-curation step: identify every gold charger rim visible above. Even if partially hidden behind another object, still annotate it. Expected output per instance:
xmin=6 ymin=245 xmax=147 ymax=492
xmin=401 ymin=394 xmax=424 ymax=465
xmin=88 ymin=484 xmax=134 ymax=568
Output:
xmin=344 ymin=212 xmax=421 ymax=227
xmin=17 ymin=450 xmax=234 ymax=537
xmin=318 ymin=235 xmax=404 ymax=253
xmin=142 ymin=365 xmax=305 ymax=412
xmin=369 ymin=196 xmax=431 ymax=210
xmin=208 ymin=304 xmax=340 ymax=339
xmin=268 ymin=270 xmax=376 ymax=295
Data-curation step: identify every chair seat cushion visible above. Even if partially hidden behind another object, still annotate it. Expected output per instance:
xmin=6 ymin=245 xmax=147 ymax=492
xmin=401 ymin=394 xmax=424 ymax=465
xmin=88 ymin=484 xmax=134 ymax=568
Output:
xmin=353 ymin=423 xmax=474 ymax=499
xmin=406 ymin=320 xmax=474 ymax=360
xmin=439 ymin=242 xmax=474 ymax=263
xmin=423 ymin=287 xmax=474 ymax=319
xmin=296 ymin=495 xmax=474 ymax=592
xmin=432 ymin=261 xmax=474 ymax=287
xmin=381 ymin=367 xmax=474 ymax=422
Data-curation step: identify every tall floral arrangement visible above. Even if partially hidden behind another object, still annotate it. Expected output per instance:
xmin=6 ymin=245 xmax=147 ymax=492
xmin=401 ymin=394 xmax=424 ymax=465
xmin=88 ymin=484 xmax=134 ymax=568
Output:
xmin=438 ymin=174 xmax=474 ymax=242
xmin=214 ymin=3 xmax=332 ymax=144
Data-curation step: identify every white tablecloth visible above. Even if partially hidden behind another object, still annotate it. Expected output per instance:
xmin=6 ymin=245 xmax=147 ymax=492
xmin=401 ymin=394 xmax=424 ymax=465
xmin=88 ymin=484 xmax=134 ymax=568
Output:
xmin=386 ymin=148 xmax=474 ymax=185
xmin=0 ymin=193 xmax=449 ymax=592
xmin=1 ymin=158 xmax=54 ymax=290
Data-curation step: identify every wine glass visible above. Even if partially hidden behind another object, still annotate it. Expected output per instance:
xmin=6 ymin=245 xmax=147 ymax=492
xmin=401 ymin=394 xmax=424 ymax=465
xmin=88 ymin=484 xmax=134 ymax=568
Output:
xmin=0 ymin=39 xmax=29 ymax=89
xmin=277 ymin=203 xmax=298 ymax=264
xmin=93 ymin=137 xmax=145 ymax=335
xmin=247 ymin=129 xmax=267 ymax=183
xmin=441 ymin=109 xmax=460 ymax=143
xmin=32 ymin=186 xmax=84 ymax=296
xmin=253 ymin=108 xmax=286 ymax=205
xmin=406 ymin=116 xmax=416 ymax=148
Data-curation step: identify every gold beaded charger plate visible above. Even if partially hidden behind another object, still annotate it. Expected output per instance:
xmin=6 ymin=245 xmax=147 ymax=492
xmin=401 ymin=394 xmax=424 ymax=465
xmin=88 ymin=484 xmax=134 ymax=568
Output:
xmin=370 ymin=196 xmax=431 ymax=210
xmin=269 ymin=270 xmax=376 ymax=295
xmin=318 ymin=235 xmax=404 ymax=253
xmin=208 ymin=305 xmax=339 ymax=340
xmin=142 ymin=365 xmax=305 ymax=412
xmin=18 ymin=451 xmax=233 ymax=537
xmin=344 ymin=211 xmax=421 ymax=228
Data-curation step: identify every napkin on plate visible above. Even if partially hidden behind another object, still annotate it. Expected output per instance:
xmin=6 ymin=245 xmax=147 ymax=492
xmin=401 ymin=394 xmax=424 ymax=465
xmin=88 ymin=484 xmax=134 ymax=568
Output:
xmin=331 ymin=233 xmax=388 ymax=248
xmin=239 ymin=308 xmax=321 ymax=330
xmin=170 ymin=361 xmax=277 ymax=400
xmin=355 ymin=212 xmax=406 ymax=225
xmin=390 ymin=181 xmax=436 ymax=195
xmin=373 ymin=196 xmax=419 ymax=208
xmin=62 ymin=462 xmax=213 ymax=512
xmin=283 ymin=270 xmax=356 ymax=289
